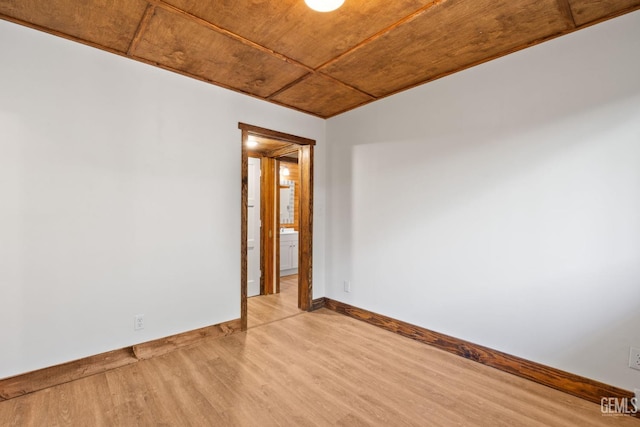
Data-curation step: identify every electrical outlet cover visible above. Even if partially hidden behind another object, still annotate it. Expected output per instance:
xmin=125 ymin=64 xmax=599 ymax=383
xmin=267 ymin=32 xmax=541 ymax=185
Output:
xmin=629 ymin=347 xmax=640 ymax=371
xmin=343 ymin=280 xmax=351 ymax=293
xmin=134 ymin=314 xmax=144 ymax=331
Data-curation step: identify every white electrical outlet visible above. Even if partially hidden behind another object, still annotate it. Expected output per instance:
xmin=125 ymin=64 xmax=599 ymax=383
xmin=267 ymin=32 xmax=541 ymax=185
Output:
xmin=629 ymin=347 xmax=640 ymax=371
xmin=134 ymin=314 xmax=144 ymax=331
xmin=343 ymin=280 xmax=351 ymax=293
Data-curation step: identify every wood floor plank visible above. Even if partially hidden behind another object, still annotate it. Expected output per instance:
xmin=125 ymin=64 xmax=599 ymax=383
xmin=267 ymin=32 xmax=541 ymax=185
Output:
xmin=1 ymin=306 xmax=638 ymax=425
xmin=0 ymin=347 xmax=137 ymax=400
xmin=247 ymin=274 xmax=301 ymax=329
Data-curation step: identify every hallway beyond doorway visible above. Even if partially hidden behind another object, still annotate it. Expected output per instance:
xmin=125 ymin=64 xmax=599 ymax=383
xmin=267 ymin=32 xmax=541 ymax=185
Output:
xmin=247 ymin=274 xmax=301 ymax=329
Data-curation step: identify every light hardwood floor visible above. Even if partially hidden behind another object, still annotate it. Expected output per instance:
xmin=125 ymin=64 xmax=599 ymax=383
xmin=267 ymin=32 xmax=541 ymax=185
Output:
xmin=247 ymin=274 xmax=301 ymax=329
xmin=1 ymin=307 xmax=638 ymax=425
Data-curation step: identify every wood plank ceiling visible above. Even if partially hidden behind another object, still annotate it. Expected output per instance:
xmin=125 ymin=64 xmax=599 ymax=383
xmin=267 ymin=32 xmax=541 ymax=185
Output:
xmin=1 ymin=0 xmax=639 ymax=118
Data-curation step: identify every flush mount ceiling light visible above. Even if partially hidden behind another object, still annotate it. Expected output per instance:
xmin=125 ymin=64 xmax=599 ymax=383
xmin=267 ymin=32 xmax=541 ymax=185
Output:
xmin=305 ymin=0 xmax=345 ymax=12
xmin=246 ymin=136 xmax=258 ymax=148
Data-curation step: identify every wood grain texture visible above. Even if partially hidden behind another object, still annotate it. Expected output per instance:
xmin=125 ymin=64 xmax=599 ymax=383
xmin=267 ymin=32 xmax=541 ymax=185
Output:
xmin=132 ymin=319 xmax=241 ymax=360
xmin=271 ymin=73 xmax=374 ymax=118
xmin=238 ymin=123 xmax=316 ymax=146
xmin=556 ymin=0 xmax=578 ymax=27
xmin=275 ymin=159 xmax=281 ymax=294
xmin=246 ymin=137 xmax=292 ymax=158
xmin=130 ymin=7 xmax=308 ymax=98
xmin=1 ymin=309 xmax=637 ymax=425
xmin=298 ymin=145 xmax=314 ymax=311
xmin=0 ymin=0 xmax=148 ymax=52
xmin=322 ymin=0 xmax=574 ymax=97
xmin=568 ymin=0 xmax=640 ymax=25
xmin=0 ymin=348 xmax=137 ymax=400
xmin=149 ymin=0 xmax=313 ymax=72
xmin=0 ymin=318 xmax=241 ymax=401
xmin=291 ymin=161 xmax=300 ymax=233
xmin=279 ymin=156 xmax=299 ymax=164
xmin=324 ymin=298 xmax=635 ymax=407
xmin=2 ymin=0 xmax=638 ymax=117
xmin=248 ymin=274 xmax=301 ymax=329
xmin=261 ymin=157 xmax=277 ymax=295
xmin=240 ymin=130 xmax=249 ymax=331
xmin=161 ymin=0 xmax=435 ymax=68
xmin=311 ymin=297 xmax=326 ymax=311
xmin=127 ymin=3 xmax=156 ymax=55
xmin=267 ymin=145 xmax=299 ymax=159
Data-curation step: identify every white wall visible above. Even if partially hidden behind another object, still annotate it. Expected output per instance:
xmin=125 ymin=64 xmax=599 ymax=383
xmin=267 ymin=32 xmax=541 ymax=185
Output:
xmin=326 ymin=11 xmax=640 ymax=391
xmin=0 ymin=20 xmax=326 ymax=379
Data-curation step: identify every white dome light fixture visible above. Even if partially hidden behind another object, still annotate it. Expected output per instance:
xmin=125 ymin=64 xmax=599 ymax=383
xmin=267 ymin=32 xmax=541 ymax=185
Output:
xmin=305 ymin=0 xmax=345 ymax=12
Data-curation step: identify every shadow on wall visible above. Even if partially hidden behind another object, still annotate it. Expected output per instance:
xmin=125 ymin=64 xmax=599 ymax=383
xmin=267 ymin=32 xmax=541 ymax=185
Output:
xmin=548 ymin=301 xmax=640 ymax=387
xmin=324 ymin=13 xmax=640 ymax=390
xmin=340 ymin=96 xmax=640 ymax=389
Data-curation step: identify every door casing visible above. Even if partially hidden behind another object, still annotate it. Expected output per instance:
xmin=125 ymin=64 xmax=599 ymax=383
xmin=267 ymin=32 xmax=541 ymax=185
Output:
xmin=239 ymin=123 xmax=315 ymax=331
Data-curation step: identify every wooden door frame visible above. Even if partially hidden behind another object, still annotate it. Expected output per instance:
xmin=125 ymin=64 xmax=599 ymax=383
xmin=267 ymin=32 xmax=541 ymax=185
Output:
xmin=274 ymin=158 xmax=281 ymax=295
xmin=239 ymin=123 xmax=315 ymax=331
xmin=260 ymin=156 xmax=277 ymax=296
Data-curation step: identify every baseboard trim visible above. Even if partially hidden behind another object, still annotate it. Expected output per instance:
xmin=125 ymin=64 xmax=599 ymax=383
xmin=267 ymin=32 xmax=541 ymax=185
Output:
xmin=311 ymin=297 xmax=326 ymax=311
xmin=132 ymin=318 xmax=241 ymax=360
xmin=0 ymin=318 xmax=241 ymax=400
xmin=323 ymin=298 xmax=633 ymax=406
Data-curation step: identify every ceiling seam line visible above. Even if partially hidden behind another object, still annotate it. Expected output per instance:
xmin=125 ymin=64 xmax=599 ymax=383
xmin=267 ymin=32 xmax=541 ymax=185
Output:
xmin=573 ymin=3 xmax=640 ymax=29
xmin=148 ymin=0 xmax=314 ymax=73
xmin=556 ymin=0 xmax=577 ymax=28
xmin=314 ymin=0 xmax=447 ymax=72
xmin=134 ymin=57 xmax=283 ymax=102
xmin=266 ymin=73 xmax=314 ymax=100
xmin=0 ymin=11 xmax=293 ymax=110
xmin=127 ymin=4 xmax=156 ymax=56
xmin=316 ymin=71 xmax=377 ymax=99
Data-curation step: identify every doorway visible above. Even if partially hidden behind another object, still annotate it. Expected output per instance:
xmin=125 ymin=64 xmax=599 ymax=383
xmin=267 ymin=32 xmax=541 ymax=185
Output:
xmin=247 ymin=156 xmax=261 ymax=298
xmin=239 ymin=123 xmax=315 ymax=331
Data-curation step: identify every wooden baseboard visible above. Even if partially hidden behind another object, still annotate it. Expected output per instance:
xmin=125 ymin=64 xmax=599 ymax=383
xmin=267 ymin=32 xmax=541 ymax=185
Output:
xmin=0 ymin=318 xmax=241 ymax=400
xmin=0 ymin=348 xmax=138 ymax=400
xmin=133 ymin=318 xmax=241 ymax=360
xmin=323 ymin=298 xmax=634 ymax=406
xmin=311 ymin=297 xmax=326 ymax=311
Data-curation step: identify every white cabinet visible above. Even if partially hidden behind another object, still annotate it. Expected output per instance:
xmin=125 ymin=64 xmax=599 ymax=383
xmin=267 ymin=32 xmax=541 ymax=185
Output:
xmin=280 ymin=232 xmax=298 ymax=275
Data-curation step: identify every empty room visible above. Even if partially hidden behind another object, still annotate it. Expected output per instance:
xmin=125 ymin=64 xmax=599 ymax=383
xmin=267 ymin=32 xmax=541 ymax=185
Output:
xmin=1 ymin=0 xmax=639 ymax=425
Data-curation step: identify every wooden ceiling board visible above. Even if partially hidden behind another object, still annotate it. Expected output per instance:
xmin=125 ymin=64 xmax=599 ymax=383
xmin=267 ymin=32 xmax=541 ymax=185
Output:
xmin=271 ymin=73 xmax=374 ymax=118
xmin=160 ymin=0 xmax=435 ymax=69
xmin=247 ymin=135 xmax=293 ymax=157
xmin=567 ymin=0 xmax=640 ymax=26
xmin=0 ymin=0 xmax=148 ymax=53
xmin=1 ymin=0 xmax=638 ymax=118
xmin=321 ymin=0 xmax=574 ymax=98
xmin=130 ymin=7 xmax=309 ymax=98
